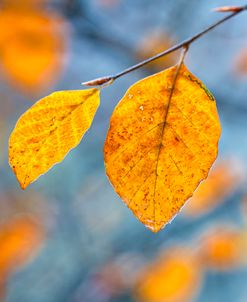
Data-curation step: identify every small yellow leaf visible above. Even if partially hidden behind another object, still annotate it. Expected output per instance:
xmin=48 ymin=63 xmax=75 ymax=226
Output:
xmin=9 ymin=89 xmax=100 ymax=189
xmin=104 ymin=64 xmax=221 ymax=232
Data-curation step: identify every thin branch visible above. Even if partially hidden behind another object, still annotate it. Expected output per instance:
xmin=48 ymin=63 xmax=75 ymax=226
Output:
xmin=82 ymin=5 xmax=247 ymax=87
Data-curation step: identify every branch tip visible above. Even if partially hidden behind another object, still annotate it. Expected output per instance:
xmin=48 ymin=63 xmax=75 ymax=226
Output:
xmin=82 ymin=5 xmax=247 ymax=85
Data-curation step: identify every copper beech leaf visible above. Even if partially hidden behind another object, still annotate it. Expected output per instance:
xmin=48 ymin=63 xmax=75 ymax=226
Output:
xmin=104 ymin=64 xmax=221 ymax=232
xmin=9 ymin=89 xmax=100 ymax=189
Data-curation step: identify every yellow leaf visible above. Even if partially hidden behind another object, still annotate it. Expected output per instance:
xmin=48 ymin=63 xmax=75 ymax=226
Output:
xmin=104 ymin=64 xmax=221 ymax=232
xmin=9 ymin=89 xmax=100 ymax=189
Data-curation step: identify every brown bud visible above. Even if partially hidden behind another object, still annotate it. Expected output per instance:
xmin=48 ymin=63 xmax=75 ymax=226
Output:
xmin=213 ymin=6 xmax=243 ymax=13
xmin=82 ymin=76 xmax=113 ymax=87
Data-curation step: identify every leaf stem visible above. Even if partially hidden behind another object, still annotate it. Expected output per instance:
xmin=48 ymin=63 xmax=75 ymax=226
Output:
xmin=152 ymin=46 xmax=189 ymax=231
xmin=82 ymin=5 xmax=247 ymax=87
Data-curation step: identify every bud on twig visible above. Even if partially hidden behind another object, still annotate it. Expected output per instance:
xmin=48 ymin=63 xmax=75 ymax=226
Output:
xmin=213 ymin=6 xmax=243 ymax=13
xmin=82 ymin=76 xmax=114 ymax=87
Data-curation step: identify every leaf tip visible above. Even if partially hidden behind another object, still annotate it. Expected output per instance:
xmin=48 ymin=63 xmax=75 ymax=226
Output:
xmin=14 ymin=172 xmax=29 ymax=190
xmin=19 ymin=181 xmax=28 ymax=190
xmin=145 ymin=221 xmax=163 ymax=233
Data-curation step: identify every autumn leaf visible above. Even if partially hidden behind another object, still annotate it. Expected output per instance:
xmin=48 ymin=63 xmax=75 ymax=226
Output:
xmin=134 ymin=247 xmax=202 ymax=302
xmin=104 ymin=64 xmax=221 ymax=232
xmin=9 ymin=89 xmax=100 ymax=189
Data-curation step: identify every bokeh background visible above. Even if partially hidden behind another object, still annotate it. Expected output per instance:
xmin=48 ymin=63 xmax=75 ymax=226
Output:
xmin=1 ymin=0 xmax=247 ymax=301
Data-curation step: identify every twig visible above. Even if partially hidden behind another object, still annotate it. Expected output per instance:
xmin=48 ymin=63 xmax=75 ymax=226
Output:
xmin=82 ymin=5 xmax=247 ymax=87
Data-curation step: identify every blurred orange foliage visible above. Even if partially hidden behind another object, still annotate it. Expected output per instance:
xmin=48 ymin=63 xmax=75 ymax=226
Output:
xmin=0 ymin=215 xmax=44 ymax=278
xmin=199 ymin=227 xmax=244 ymax=270
xmin=184 ymin=161 xmax=242 ymax=217
xmin=134 ymin=247 xmax=202 ymax=302
xmin=136 ymin=31 xmax=178 ymax=71
xmin=2 ymin=0 xmax=46 ymax=10
xmin=0 ymin=7 xmax=68 ymax=94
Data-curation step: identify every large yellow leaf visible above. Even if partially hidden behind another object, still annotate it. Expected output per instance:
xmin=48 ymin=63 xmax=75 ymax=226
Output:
xmin=104 ymin=64 xmax=221 ymax=232
xmin=9 ymin=89 xmax=100 ymax=189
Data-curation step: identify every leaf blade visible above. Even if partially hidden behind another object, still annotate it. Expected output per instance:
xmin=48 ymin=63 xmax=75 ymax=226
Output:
xmin=9 ymin=88 xmax=100 ymax=189
xmin=104 ymin=64 xmax=221 ymax=232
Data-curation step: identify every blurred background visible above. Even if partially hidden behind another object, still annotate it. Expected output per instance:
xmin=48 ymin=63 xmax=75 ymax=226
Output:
xmin=1 ymin=0 xmax=247 ymax=301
